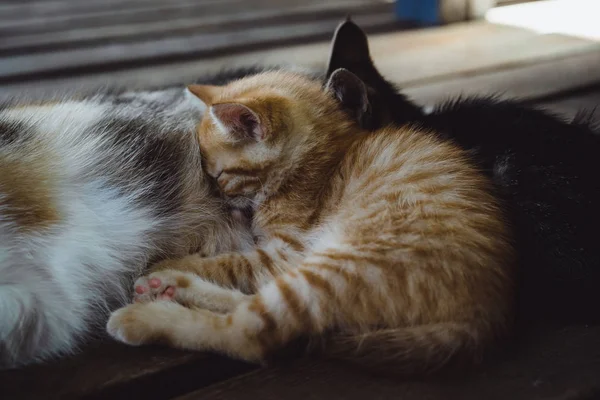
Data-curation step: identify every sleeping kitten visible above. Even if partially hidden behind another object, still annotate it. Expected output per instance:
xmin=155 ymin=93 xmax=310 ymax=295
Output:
xmin=324 ymin=20 xmax=600 ymax=326
xmin=0 ymin=69 xmax=275 ymax=369
xmin=107 ymin=69 xmax=515 ymax=373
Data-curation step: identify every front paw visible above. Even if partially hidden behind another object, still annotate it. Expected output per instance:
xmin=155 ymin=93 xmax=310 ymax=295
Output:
xmin=133 ymin=270 xmax=192 ymax=303
xmin=107 ymin=303 xmax=155 ymax=346
xmin=107 ymin=301 xmax=180 ymax=346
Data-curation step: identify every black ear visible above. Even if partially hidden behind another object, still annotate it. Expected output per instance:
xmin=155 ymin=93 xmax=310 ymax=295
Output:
xmin=326 ymin=18 xmax=425 ymax=129
xmin=326 ymin=18 xmax=375 ymax=79
xmin=326 ymin=68 xmax=371 ymax=127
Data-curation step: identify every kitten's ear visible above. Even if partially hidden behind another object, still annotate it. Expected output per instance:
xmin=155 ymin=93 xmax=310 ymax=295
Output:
xmin=211 ymin=103 xmax=265 ymax=141
xmin=187 ymin=84 xmax=222 ymax=105
xmin=326 ymin=19 xmax=374 ymax=79
xmin=326 ymin=68 xmax=371 ymax=126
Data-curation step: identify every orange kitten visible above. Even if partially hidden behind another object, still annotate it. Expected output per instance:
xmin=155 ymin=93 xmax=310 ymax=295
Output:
xmin=107 ymin=69 xmax=515 ymax=373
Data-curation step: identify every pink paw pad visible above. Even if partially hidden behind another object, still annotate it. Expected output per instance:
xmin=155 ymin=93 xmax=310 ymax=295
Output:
xmin=149 ymin=278 xmax=162 ymax=288
xmin=135 ymin=285 xmax=148 ymax=294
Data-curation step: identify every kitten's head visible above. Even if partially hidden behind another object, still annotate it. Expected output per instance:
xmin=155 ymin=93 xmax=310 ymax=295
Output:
xmin=187 ymin=69 xmax=369 ymax=209
xmin=325 ymin=19 xmax=423 ymax=128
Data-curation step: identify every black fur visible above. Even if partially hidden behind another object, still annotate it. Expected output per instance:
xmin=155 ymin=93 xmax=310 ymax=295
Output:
xmin=0 ymin=120 xmax=29 ymax=146
xmin=95 ymin=117 xmax=195 ymax=218
xmin=326 ymin=21 xmax=600 ymax=327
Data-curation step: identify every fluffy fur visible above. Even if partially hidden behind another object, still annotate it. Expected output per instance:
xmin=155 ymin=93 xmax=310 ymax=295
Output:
xmin=324 ymin=20 xmax=600 ymax=326
xmin=0 ymin=79 xmax=263 ymax=369
xmin=107 ymin=70 xmax=515 ymax=374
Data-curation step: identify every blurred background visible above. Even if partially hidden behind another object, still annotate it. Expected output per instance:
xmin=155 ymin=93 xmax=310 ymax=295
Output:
xmin=0 ymin=0 xmax=598 ymax=117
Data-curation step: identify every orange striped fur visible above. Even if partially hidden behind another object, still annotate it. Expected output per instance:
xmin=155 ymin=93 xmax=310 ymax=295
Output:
xmin=107 ymin=71 xmax=515 ymax=373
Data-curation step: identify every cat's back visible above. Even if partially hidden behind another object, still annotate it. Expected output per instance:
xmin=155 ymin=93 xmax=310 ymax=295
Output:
xmin=0 ymin=91 xmax=218 ymax=367
xmin=0 ymin=89 xmax=208 ymax=266
xmin=0 ymin=99 xmax=111 ymax=253
xmin=427 ymin=97 xmax=600 ymax=175
xmin=0 ymin=92 xmax=205 ymax=314
xmin=339 ymin=125 xmax=492 ymax=199
xmin=330 ymin=125 xmax=507 ymax=243
xmin=313 ymin=125 xmax=513 ymax=332
xmin=425 ymin=98 xmax=600 ymax=325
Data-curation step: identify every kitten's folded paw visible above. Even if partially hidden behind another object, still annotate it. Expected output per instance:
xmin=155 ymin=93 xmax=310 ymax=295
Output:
xmin=107 ymin=304 xmax=153 ymax=346
xmin=107 ymin=301 xmax=184 ymax=346
xmin=133 ymin=270 xmax=191 ymax=303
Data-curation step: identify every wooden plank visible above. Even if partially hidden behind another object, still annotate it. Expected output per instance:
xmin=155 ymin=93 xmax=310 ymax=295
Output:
xmin=403 ymin=49 xmax=600 ymax=106
xmin=0 ymin=10 xmax=399 ymax=84
xmin=0 ymin=0 xmax=234 ymax=19
xmin=0 ymin=1 xmax=394 ymax=56
xmin=1 ymin=21 xmax=598 ymax=100
xmin=0 ymin=19 xmax=518 ymax=81
xmin=0 ymin=341 xmax=254 ymax=400
xmin=0 ymin=0 xmax=386 ymax=35
xmin=372 ymin=33 xmax=598 ymax=87
xmin=174 ymin=326 xmax=600 ymax=400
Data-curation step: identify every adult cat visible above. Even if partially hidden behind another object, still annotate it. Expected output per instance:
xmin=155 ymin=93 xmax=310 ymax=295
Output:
xmin=0 ymin=68 xmax=285 ymax=369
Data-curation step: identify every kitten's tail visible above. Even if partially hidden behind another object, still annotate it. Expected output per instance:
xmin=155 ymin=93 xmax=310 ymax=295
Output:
xmin=328 ymin=322 xmax=488 ymax=375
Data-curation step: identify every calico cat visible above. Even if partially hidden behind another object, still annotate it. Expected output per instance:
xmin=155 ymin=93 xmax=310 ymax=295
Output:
xmin=0 ymin=68 xmax=282 ymax=369
xmin=324 ymin=20 xmax=600 ymax=326
xmin=107 ymin=69 xmax=515 ymax=373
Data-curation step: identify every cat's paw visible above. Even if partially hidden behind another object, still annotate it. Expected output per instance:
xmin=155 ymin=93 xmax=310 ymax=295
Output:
xmin=107 ymin=303 xmax=159 ymax=346
xmin=133 ymin=270 xmax=191 ymax=303
xmin=107 ymin=301 xmax=186 ymax=346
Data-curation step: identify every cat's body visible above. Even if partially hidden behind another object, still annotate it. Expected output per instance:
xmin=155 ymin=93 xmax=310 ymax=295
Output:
xmin=325 ymin=21 xmax=600 ymax=326
xmin=107 ymin=69 xmax=515 ymax=373
xmin=409 ymin=100 xmax=600 ymax=325
xmin=0 ymin=84 xmax=260 ymax=369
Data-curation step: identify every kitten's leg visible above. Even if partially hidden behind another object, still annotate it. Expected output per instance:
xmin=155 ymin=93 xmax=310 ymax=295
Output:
xmin=143 ymin=230 xmax=305 ymax=293
xmin=108 ymin=258 xmax=490 ymax=370
xmin=134 ymin=270 xmax=248 ymax=313
xmin=108 ymin=263 xmax=350 ymax=362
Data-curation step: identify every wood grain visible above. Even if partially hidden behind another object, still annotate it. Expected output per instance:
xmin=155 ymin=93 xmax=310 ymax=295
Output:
xmin=0 ymin=340 xmax=253 ymax=400
xmin=2 ymin=21 xmax=599 ymax=101
xmin=0 ymin=7 xmax=400 ymax=84
xmin=404 ymin=48 xmax=600 ymax=106
xmin=175 ymin=326 xmax=600 ymax=400
xmin=0 ymin=2 xmax=390 ymax=56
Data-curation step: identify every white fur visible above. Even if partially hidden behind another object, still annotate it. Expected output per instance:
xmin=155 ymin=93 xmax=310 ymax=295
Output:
xmin=0 ymin=91 xmax=249 ymax=369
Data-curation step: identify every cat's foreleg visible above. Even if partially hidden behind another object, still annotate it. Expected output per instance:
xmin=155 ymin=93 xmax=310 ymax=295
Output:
xmin=144 ymin=230 xmax=305 ymax=293
xmin=108 ymin=263 xmax=344 ymax=363
xmin=133 ymin=270 xmax=248 ymax=313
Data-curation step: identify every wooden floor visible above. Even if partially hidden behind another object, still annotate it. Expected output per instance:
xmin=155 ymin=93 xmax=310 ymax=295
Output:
xmin=2 ymin=1 xmax=600 ymax=399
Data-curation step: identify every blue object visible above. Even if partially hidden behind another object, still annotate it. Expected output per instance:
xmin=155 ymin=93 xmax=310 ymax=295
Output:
xmin=395 ymin=0 xmax=440 ymax=25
